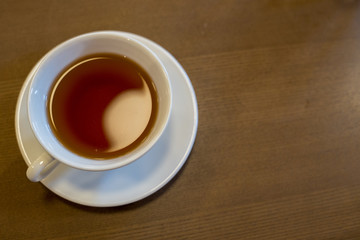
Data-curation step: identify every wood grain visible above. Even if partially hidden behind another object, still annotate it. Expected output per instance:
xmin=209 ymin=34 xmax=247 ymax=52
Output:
xmin=1 ymin=0 xmax=360 ymax=239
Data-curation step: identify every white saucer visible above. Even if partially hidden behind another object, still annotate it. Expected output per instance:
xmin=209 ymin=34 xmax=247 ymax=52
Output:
xmin=15 ymin=33 xmax=198 ymax=207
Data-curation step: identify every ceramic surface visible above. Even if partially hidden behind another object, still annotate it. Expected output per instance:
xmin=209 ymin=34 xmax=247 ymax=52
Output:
xmin=15 ymin=33 xmax=198 ymax=207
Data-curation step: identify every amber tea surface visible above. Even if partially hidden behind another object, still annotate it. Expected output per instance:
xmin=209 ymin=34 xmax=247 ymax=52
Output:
xmin=48 ymin=53 xmax=158 ymax=159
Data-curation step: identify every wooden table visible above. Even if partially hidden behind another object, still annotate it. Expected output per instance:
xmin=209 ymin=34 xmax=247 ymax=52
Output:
xmin=2 ymin=0 xmax=360 ymax=239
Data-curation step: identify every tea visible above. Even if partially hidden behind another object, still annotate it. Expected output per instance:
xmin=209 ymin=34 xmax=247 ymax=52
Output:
xmin=47 ymin=53 xmax=158 ymax=159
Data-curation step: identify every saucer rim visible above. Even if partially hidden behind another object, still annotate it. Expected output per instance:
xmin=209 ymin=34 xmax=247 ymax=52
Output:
xmin=15 ymin=31 xmax=198 ymax=207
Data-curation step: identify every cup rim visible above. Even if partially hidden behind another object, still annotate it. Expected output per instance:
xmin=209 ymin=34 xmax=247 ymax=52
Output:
xmin=27 ymin=31 xmax=172 ymax=171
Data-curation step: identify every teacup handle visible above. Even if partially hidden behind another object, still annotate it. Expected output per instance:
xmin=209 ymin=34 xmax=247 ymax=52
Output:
xmin=26 ymin=152 xmax=59 ymax=182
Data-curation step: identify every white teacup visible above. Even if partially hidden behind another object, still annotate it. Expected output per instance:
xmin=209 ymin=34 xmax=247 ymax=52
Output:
xmin=26 ymin=31 xmax=172 ymax=182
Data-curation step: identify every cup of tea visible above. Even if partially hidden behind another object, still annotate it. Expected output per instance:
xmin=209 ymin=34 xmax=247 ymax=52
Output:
xmin=26 ymin=31 xmax=172 ymax=182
